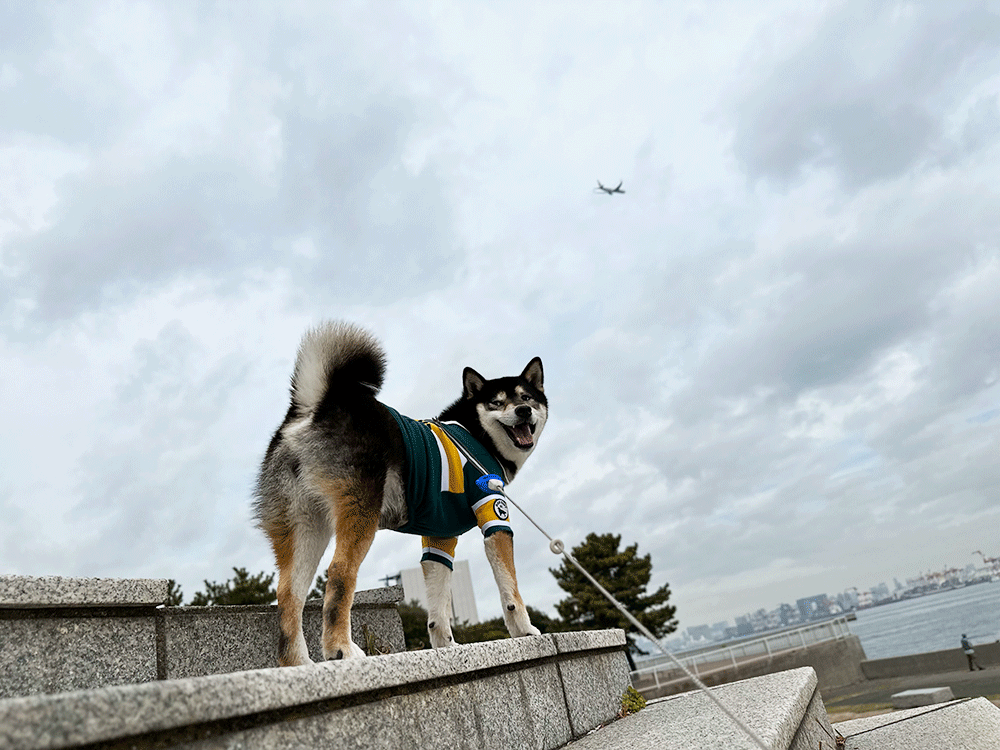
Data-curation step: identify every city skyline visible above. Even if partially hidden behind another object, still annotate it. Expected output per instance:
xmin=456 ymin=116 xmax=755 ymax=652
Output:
xmin=680 ymin=552 xmax=998 ymax=642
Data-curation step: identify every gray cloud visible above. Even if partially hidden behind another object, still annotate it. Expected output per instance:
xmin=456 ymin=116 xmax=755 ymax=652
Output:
xmin=1 ymin=5 xmax=456 ymax=327
xmin=733 ymin=2 xmax=1000 ymax=188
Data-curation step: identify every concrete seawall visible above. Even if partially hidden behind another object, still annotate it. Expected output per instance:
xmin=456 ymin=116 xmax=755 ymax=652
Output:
xmin=861 ymin=641 xmax=1000 ymax=679
xmin=633 ymin=635 xmax=867 ymax=699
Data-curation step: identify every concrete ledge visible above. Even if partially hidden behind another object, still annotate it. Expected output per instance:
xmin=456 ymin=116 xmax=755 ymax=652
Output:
xmin=564 ymin=667 xmax=836 ymax=750
xmin=161 ymin=596 xmax=405 ymax=679
xmin=834 ymin=697 xmax=1000 ymax=749
xmin=0 ymin=575 xmax=169 ymax=608
xmin=0 ymin=577 xmax=405 ymax=698
xmin=0 ymin=630 xmax=629 ymax=750
xmin=891 ymin=686 xmax=954 ymax=708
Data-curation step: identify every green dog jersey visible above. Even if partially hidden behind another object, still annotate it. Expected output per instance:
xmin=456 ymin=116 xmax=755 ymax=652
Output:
xmin=384 ymin=406 xmax=512 ymax=570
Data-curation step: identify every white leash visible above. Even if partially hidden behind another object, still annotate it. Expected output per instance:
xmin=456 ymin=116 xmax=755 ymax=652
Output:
xmin=429 ymin=417 xmax=771 ymax=750
xmin=482 ymin=476 xmax=772 ymax=750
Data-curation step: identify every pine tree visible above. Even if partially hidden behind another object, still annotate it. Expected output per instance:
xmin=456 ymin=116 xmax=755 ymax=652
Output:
xmin=189 ymin=567 xmax=276 ymax=606
xmin=164 ymin=579 xmax=184 ymax=606
xmin=550 ymin=533 xmax=677 ymax=664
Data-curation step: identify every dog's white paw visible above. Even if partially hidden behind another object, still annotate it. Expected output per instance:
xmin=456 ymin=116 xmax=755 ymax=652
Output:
xmin=504 ymin=606 xmax=540 ymax=638
xmin=428 ymin=619 xmax=457 ymax=648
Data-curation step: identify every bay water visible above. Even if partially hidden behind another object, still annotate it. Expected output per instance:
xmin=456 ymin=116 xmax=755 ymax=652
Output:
xmin=847 ymin=579 xmax=1000 ymax=660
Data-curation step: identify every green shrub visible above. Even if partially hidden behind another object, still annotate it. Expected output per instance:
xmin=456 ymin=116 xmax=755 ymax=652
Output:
xmin=619 ymin=685 xmax=646 ymax=717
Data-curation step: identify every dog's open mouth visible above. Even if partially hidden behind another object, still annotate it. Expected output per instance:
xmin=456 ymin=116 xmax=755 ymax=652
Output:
xmin=504 ymin=422 xmax=536 ymax=450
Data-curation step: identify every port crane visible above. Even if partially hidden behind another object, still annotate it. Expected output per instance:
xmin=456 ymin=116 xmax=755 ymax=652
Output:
xmin=973 ymin=550 xmax=1000 ymax=575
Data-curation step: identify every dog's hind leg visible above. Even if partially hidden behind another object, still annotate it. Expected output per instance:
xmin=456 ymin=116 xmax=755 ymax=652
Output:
xmin=484 ymin=532 xmax=540 ymax=638
xmin=322 ymin=479 xmax=380 ymax=660
xmin=268 ymin=518 xmax=331 ymax=667
xmin=422 ymin=557 xmax=456 ymax=648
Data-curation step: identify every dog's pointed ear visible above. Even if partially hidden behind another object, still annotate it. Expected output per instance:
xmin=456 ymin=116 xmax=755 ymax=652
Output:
xmin=463 ymin=367 xmax=486 ymax=399
xmin=521 ymin=357 xmax=543 ymax=392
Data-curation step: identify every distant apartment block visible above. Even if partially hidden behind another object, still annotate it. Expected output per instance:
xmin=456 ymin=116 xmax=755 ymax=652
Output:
xmin=870 ymin=582 xmax=891 ymax=602
xmin=399 ymin=560 xmax=480 ymax=625
xmin=795 ymin=594 xmax=830 ymax=621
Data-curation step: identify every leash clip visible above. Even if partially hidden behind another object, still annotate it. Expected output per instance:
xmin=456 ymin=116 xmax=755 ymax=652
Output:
xmin=476 ymin=473 xmax=505 ymax=493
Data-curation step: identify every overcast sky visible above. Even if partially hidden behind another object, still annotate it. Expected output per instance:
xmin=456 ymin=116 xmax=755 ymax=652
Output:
xmin=2 ymin=1 xmax=999 ymax=634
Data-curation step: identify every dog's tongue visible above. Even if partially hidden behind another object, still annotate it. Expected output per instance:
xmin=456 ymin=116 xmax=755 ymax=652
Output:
xmin=511 ymin=423 xmax=533 ymax=446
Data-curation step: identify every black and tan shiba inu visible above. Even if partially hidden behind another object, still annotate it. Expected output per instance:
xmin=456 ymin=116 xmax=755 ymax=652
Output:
xmin=254 ymin=322 xmax=548 ymax=665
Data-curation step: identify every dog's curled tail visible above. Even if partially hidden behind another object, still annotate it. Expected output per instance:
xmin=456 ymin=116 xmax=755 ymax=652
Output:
xmin=290 ymin=321 xmax=387 ymax=412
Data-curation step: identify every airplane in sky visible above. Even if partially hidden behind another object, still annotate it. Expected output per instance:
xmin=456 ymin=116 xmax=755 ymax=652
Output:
xmin=595 ymin=180 xmax=625 ymax=195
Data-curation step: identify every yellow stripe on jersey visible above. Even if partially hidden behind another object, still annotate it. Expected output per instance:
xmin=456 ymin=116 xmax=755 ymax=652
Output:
xmin=428 ymin=422 xmax=465 ymax=494
xmin=422 ymin=535 xmax=458 ymax=560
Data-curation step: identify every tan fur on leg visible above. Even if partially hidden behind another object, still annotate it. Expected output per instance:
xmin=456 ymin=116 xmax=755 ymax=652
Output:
xmin=322 ymin=481 xmax=379 ymax=660
xmin=268 ymin=520 xmax=332 ymax=667
xmin=484 ymin=531 xmax=540 ymax=638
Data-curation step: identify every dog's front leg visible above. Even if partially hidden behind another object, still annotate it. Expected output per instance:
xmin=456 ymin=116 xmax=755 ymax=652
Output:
xmin=484 ymin=531 xmax=540 ymax=638
xmin=421 ymin=559 xmax=456 ymax=647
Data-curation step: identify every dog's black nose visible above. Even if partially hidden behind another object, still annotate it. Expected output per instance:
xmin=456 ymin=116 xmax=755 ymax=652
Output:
xmin=515 ymin=405 xmax=532 ymax=420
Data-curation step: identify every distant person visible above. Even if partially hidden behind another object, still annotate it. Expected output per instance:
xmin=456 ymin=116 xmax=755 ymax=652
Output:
xmin=961 ymin=634 xmax=985 ymax=671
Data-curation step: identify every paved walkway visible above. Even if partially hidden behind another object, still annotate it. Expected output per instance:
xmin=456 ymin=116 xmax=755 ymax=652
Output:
xmin=824 ymin=665 xmax=1000 ymax=719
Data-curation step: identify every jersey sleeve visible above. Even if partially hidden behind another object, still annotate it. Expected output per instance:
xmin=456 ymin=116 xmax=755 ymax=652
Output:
xmin=471 ymin=493 xmax=512 ymax=537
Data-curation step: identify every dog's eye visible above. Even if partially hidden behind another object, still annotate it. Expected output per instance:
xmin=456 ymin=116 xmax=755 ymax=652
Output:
xmin=521 ymin=394 xmax=533 ymax=402
xmin=489 ymin=399 xmax=504 ymax=409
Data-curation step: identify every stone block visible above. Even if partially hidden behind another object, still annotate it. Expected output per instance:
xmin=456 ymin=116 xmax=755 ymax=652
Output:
xmin=162 ymin=594 xmax=406 ymax=678
xmin=548 ymin=629 xmax=631 ymax=736
xmin=834 ymin=696 xmax=1000 ymax=750
xmin=162 ymin=606 xmax=278 ymax=679
xmin=0 ymin=613 xmax=159 ymax=699
xmin=0 ymin=575 xmax=168 ymax=697
xmin=559 ymin=649 xmax=632 ymax=736
xmin=551 ymin=628 xmax=627 ymax=654
xmin=0 ymin=581 xmax=406 ymax=697
xmin=890 ymin=686 xmax=955 ymax=709
xmin=0 ymin=575 xmax=168 ymax=608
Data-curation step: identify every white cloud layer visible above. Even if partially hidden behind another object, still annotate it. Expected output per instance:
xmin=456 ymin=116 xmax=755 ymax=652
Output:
xmin=2 ymin=0 xmax=998 ymax=630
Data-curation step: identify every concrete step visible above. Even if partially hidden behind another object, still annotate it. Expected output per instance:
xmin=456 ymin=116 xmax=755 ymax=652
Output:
xmin=833 ymin=697 xmax=1000 ymax=749
xmin=0 ymin=574 xmax=405 ymax=698
xmin=0 ymin=630 xmax=630 ymax=750
xmin=564 ymin=667 xmax=835 ymax=750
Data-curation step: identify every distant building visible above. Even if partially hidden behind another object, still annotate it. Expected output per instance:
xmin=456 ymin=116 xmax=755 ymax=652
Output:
xmin=871 ymin=583 xmax=891 ymax=602
xmin=837 ymin=590 xmax=859 ymax=611
xmin=399 ymin=560 xmax=480 ymax=625
xmin=686 ymin=624 xmax=713 ymax=640
xmin=734 ymin=615 xmax=754 ymax=637
xmin=795 ymin=594 xmax=830 ymax=621
xmin=778 ymin=602 xmax=799 ymax=627
xmin=777 ymin=603 xmax=797 ymax=626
